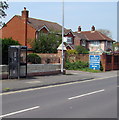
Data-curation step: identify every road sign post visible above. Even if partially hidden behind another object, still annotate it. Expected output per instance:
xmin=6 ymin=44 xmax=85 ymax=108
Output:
xmin=89 ymin=55 xmax=100 ymax=70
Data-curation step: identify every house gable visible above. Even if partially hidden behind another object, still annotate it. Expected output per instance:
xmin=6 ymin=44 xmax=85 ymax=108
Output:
xmin=37 ymin=25 xmax=49 ymax=33
xmin=1 ymin=15 xmax=25 ymax=45
xmin=1 ymin=15 xmax=36 ymax=48
xmin=64 ymin=30 xmax=75 ymax=45
xmin=66 ymin=44 xmax=74 ymax=50
xmin=65 ymin=29 xmax=75 ymax=36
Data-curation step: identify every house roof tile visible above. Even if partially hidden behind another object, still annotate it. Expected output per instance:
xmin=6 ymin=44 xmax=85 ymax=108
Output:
xmin=16 ymin=15 xmax=113 ymax=42
xmin=73 ymin=32 xmax=87 ymax=40
xmin=17 ymin=15 xmax=70 ymax=34
xmin=28 ymin=17 xmax=62 ymax=31
xmin=79 ymin=31 xmax=113 ymax=41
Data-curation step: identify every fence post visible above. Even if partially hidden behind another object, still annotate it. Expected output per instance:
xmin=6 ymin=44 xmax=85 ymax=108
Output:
xmin=111 ymin=54 xmax=114 ymax=70
xmin=101 ymin=54 xmax=106 ymax=72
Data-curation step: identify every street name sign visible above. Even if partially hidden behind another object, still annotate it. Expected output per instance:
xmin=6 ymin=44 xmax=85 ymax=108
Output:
xmin=89 ymin=55 xmax=100 ymax=70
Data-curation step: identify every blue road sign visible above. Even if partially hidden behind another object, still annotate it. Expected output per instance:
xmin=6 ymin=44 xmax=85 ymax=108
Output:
xmin=89 ymin=55 xmax=100 ymax=70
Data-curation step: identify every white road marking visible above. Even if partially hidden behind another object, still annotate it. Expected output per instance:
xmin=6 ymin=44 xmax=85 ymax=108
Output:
xmin=68 ymin=89 xmax=105 ymax=100
xmin=0 ymin=106 xmax=40 ymax=118
xmin=1 ymin=75 xmax=116 ymax=95
xmin=72 ymin=73 xmax=79 ymax=75
xmin=26 ymin=81 xmax=42 ymax=84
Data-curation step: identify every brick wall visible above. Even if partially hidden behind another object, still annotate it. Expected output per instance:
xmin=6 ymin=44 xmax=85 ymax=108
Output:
xmin=37 ymin=53 xmax=60 ymax=64
xmin=66 ymin=54 xmax=89 ymax=63
xmin=34 ymin=50 xmax=67 ymax=64
xmin=35 ymin=52 xmax=89 ymax=64
xmin=74 ymin=36 xmax=81 ymax=46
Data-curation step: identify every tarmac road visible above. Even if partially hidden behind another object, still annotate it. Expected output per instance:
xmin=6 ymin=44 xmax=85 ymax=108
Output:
xmin=1 ymin=75 xmax=118 ymax=118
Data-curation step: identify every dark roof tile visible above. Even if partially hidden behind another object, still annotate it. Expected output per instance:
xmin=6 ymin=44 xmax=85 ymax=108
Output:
xmin=17 ymin=15 xmax=70 ymax=34
xmin=80 ymin=31 xmax=113 ymax=41
xmin=73 ymin=32 xmax=87 ymax=40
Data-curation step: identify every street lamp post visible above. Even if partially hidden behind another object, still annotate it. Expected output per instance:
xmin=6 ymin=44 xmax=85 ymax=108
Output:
xmin=61 ymin=0 xmax=64 ymax=74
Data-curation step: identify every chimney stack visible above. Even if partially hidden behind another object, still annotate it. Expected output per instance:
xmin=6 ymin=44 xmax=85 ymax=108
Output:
xmin=78 ymin=26 xmax=81 ymax=32
xmin=21 ymin=7 xmax=29 ymax=46
xmin=22 ymin=7 xmax=29 ymax=19
xmin=91 ymin=25 xmax=95 ymax=31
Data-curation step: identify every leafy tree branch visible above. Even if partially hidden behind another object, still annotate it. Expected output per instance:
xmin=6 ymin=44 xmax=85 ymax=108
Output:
xmin=0 ymin=1 xmax=8 ymax=26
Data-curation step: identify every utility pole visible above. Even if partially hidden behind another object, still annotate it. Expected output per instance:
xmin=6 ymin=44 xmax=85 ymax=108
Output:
xmin=61 ymin=0 xmax=64 ymax=74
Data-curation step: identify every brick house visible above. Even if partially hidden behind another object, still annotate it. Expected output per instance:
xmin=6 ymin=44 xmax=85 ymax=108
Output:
xmin=0 ymin=7 xmax=73 ymax=49
xmin=73 ymin=26 xmax=114 ymax=52
xmin=63 ymin=25 xmax=114 ymax=52
xmin=0 ymin=8 xmax=114 ymax=53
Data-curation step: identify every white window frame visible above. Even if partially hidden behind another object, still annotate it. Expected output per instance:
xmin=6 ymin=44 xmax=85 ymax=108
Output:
xmin=108 ymin=41 xmax=112 ymax=47
xmin=82 ymin=40 xmax=86 ymax=46
xmin=64 ymin=37 xmax=73 ymax=44
xmin=90 ymin=41 xmax=100 ymax=46
xmin=105 ymin=41 xmax=108 ymax=47
xmin=67 ymin=37 xmax=73 ymax=44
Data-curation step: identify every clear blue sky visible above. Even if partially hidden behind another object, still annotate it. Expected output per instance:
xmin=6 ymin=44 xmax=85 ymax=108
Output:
xmin=3 ymin=1 xmax=117 ymax=41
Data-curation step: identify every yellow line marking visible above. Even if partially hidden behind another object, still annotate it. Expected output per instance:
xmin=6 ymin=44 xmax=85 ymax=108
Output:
xmin=1 ymin=75 xmax=117 ymax=96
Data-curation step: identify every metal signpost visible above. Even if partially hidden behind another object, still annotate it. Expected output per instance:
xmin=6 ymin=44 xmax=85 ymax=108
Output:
xmin=89 ymin=55 xmax=100 ymax=70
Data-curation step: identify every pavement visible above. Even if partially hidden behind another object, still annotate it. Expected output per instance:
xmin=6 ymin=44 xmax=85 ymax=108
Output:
xmin=1 ymin=70 xmax=118 ymax=92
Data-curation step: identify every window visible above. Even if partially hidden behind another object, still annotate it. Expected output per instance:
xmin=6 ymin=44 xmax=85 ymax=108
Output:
xmin=82 ymin=40 xmax=86 ymax=46
xmin=109 ymin=42 xmax=112 ymax=47
xmin=64 ymin=37 xmax=73 ymax=44
xmin=67 ymin=37 xmax=73 ymax=44
xmin=106 ymin=41 xmax=107 ymax=46
xmin=90 ymin=41 xmax=100 ymax=46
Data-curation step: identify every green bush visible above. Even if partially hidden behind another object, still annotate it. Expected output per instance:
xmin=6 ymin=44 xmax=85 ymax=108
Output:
xmin=79 ymin=68 xmax=102 ymax=73
xmin=1 ymin=38 xmax=20 ymax=65
xmin=75 ymin=46 xmax=89 ymax=54
xmin=67 ymin=49 xmax=78 ymax=55
xmin=65 ymin=60 xmax=89 ymax=70
xmin=65 ymin=60 xmax=103 ymax=72
xmin=27 ymin=53 xmax=41 ymax=64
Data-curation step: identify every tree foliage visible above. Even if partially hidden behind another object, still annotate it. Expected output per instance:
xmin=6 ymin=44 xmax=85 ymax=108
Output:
xmin=32 ymin=32 xmax=62 ymax=53
xmin=112 ymin=42 xmax=119 ymax=51
xmin=1 ymin=38 xmax=20 ymax=64
xmin=0 ymin=1 xmax=8 ymax=26
xmin=97 ymin=29 xmax=112 ymax=38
